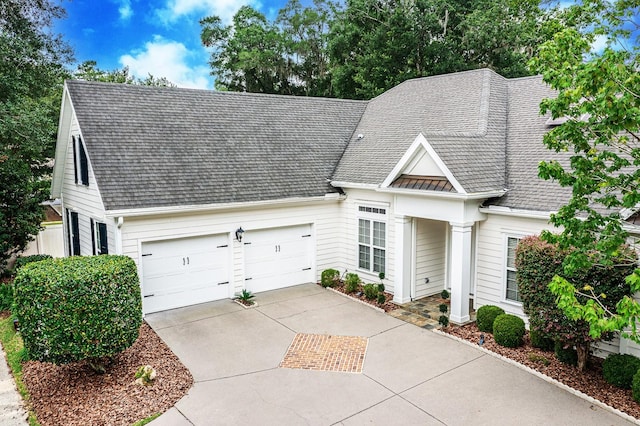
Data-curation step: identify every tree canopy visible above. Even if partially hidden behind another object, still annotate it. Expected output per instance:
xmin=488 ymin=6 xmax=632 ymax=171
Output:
xmin=74 ymin=60 xmax=176 ymax=87
xmin=0 ymin=0 xmax=72 ymax=270
xmin=533 ymin=0 xmax=640 ymax=342
xmin=201 ymin=0 xmax=560 ymax=99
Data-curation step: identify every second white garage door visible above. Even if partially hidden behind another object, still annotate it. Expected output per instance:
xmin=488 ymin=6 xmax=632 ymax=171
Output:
xmin=141 ymin=234 xmax=230 ymax=314
xmin=244 ymin=224 xmax=314 ymax=293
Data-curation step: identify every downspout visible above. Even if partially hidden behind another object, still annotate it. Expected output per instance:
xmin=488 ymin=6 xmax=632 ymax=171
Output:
xmin=114 ymin=216 xmax=124 ymax=255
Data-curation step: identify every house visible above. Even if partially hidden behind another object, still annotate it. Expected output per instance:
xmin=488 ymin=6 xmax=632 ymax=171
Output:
xmin=50 ymin=68 xmax=640 ymax=356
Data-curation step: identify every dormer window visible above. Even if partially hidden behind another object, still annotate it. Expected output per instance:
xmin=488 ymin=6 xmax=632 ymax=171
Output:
xmin=72 ymin=135 xmax=89 ymax=186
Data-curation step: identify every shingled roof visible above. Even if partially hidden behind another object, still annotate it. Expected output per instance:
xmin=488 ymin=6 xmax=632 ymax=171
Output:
xmin=332 ymin=69 xmax=509 ymax=193
xmin=65 ymin=81 xmax=366 ymax=211
xmin=61 ymin=69 xmax=573 ymax=214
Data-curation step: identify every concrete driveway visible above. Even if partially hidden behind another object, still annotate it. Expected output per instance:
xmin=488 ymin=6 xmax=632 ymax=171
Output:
xmin=146 ymin=284 xmax=633 ymax=426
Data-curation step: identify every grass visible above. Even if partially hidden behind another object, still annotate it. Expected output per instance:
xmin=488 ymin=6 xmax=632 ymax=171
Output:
xmin=0 ymin=315 xmax=40 ymax=426
xmin=132 ymin=413 xmax=162 ymax=425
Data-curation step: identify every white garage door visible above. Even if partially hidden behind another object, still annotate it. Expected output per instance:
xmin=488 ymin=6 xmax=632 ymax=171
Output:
xmin=141 ymin=234 xmax=230 ymax=314
xmin=244 ymin=224 xmax=314 ymax=293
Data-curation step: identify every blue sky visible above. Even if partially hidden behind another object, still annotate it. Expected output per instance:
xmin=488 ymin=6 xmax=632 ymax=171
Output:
xmin=54 ymin=0 xmax=286 ymax=89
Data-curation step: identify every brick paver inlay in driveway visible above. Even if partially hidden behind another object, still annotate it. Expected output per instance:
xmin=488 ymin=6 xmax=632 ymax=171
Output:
xmin=280 ymin=333 xmax=368 ymax=373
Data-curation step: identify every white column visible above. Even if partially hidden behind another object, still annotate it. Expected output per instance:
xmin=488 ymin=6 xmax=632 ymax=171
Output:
xmin=449 ymin=222 xmax=473 ymax=324
xmin=393 ymin=216 xmax=413 ymax=304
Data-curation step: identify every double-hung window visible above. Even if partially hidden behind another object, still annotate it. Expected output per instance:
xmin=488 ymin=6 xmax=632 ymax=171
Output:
xmin=505 ymin=236 xmax=521 ymax=302
xmin=91 ymin=219 xmax=109 ymax=255
xmin=358 ymin=205 xmax=386 ymax=275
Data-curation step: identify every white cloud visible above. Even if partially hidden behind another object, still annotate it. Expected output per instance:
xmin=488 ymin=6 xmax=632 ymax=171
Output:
xmin=155 ymin=0 xmax=260 ymax=25
xmin=112 ymin=0 xmax=133 ymax=21
xmin=120 ymin=36 xmax=213 ymax=89
xmin=591 ymin=34 xmax=608 ymax=54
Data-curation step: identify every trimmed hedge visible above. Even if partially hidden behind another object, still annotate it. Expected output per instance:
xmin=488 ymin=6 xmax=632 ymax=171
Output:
xmin=529 ymin=329 xmax=554 ymax=351
xmin=603 ymin=354 xmax=640 ymax=389
xmin=320 ymin=269 xmax=340 ymax=288
xmin=493 ymin=314 xmax=525 ymax=348
xmin=13 ymin=255 xmax=142 ymax=367
xmin=476 ymin=305 xmax=505 ymax=333
xmin=14 ymin=254 xmax=52 ymax=271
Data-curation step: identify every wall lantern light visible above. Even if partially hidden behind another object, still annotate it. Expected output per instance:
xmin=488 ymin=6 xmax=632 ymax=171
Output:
xmin=235 ymin=227 xmax=245 ymax=242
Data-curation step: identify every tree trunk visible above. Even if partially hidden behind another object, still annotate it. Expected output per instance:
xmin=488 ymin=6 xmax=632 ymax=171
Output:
xmin=576 ymin=341 xmax=590 ymax=371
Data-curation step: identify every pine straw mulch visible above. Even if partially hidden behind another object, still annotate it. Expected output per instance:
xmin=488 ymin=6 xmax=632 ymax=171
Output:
xmin=21 ymin=322 xmax=193 ymax=426
xmin=317 ymin=281 xmax=399 ymax=312
xmin=443 ymin=322 xmax=640 ymax=421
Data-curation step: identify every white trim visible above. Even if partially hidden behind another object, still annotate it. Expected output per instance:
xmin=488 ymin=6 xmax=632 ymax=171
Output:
xmin=105 ymin=195 xmax=339 ymax=218
xmin=380 ymin=133 xmax=467 ymax=194
xmin=502 ymin=233 xmax=526 ymax=305
xmin=377 ymin=186 xmax=505 ymax=200
xmin=355 ymin=202 xmax=389 ymax=276
xmin=330 ymin=181 xmax=380 ymax=190
xmin=480 ymin=206 xmax=554 ymax=219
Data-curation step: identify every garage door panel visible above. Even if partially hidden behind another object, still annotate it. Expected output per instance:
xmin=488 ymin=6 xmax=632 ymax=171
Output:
xmin=142 ymin=234 xmax=230 ymax=314
xmin=245 ymin=224 xmax=314 ymax=294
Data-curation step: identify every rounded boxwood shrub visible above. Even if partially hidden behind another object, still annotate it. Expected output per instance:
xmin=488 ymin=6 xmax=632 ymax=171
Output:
xmin=603 ymin=354 xmax=640 ymax=389
xmin=13 ymin=254 xmax=52 ymax=271
xmin=13 ymin=255 xmax=142 ymax=372
xmin=320 ymin=268 xmax=340 ymax=288
xmin=476 ymin=305 xmax=505 ymax=332
xmin=632 ymin=370 xmax=640 ymax=403
xmin=493 ymin=314 xmax=525 ymax=348
xmin=529 ymin=329 xmax=554 ymax=351
xmin=554 ymin=340 xmax=578 ymax=366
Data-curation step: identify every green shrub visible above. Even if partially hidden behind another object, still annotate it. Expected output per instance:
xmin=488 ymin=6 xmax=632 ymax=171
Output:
xmin=13 ymin=255 xmax=142 ymax=372
xmin=377 ymin=283 xmax=385 ymax=292
xmin=529 ymin=329 xmax=554 ymax=351
xmin=554 ymin=340 xmax=578 ymax=366
xmin=377 ymin=292 xmax=386 ymax=305
xmin=633 ymin=370 xmax=640 ymax=403
xmin=0 ymin=282 xmax=13 ymax=312
xmin=363 ymin=283 xmax=378 ymax=300
xmin=440 ymin=289 xmax=450 ymax=299
xmin=493 ymin=314 xmax=525 ymax=348
xmin=438 ymin=315 xmax=449 ymax=327
xmin=602 ymin=354 xmax=640 ymax=389
xmin=476 ymin=305 xmax=505 ymax=332
xmin=439 ymin=303 xmax=448 ymax=313
xmin=321 ymin=268 xmax=340 ymax=288
xmin=344 ymin=273 xmax=360 ymax=293
xmin=14 ymin=254 xmax=52 ymax=271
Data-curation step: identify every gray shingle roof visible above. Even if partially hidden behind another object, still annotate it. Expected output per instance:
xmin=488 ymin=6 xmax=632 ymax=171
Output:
xmin=488 ymin=75 xmax=573 ymax=212
xmin=66 ymin=81 xmax=367 ymax=211
xmin=332 ymin=69 xmax=509 ymax=193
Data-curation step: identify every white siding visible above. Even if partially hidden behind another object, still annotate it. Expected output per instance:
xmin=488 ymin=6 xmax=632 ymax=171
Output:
xmin=121 ymin=201 xmax=346 ymax=296
xmin=474 ymin=213 xmax=553 ymax=317
xmin=415 ymin=219 xmax=446 ymax=298
xmin=341 ymin=189 xmax=396 ymax=292
xmin=60 ymin=115 xmax=111 ymax=256
xmin=22 ymin=222 xmax=64 ymax=258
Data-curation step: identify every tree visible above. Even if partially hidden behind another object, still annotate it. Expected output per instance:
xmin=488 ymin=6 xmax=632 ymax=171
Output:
xmin=516 ymin=236 xmax=633 ymax=370
xmin=74 ymin=60 xmax=176 ymax=87
xmin=533 ymin=0 xmax=640 ymax=343
xmin=0 ymin=0 xmax=72 ymax=271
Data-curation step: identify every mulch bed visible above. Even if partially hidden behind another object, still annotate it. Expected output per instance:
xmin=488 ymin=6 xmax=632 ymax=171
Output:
xmin=317 ymin=281 xmax=399 ymax=312
xmin=21 ymin=322 xmax=193 ymax=426
xmin=443 ymin=322 xmax=640 ymax=420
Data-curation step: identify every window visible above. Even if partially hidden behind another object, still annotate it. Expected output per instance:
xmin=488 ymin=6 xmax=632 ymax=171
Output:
xmin=67 ymin=209 xmax=80 ymax=256
xmin=72 ymin=135 xmax=89 ymax=186
xmin=358 ymin=205 xmax=386 ymax=274
xmin=505 ymin=236 xmax=521 ymax=302
xmin=91 ymin=219 xmax=108 ymax=255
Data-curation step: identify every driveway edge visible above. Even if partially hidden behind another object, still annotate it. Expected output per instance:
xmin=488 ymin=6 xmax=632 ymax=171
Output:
xmin=433 ymin=329 xmax=640 ymax=426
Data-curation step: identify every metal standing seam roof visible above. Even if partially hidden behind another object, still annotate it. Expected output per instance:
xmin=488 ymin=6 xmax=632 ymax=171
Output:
xmin=63 ymin=69 xmax=572 ymax=213
xmin=65 ymin=81 xmax=367 ymax=211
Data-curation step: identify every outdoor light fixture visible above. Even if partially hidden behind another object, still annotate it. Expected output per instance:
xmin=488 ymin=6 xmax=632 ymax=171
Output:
xmin=235 ymin=227 xmax=245 ymax=242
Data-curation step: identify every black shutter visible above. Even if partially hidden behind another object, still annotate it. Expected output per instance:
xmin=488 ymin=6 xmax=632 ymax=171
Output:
xmin=78 ymin=137 xmax=89 ymax=186
xmin=90 ymin=219 xmax=96 ymax=255
xmin=98 ymin=223 xmax=108 ymax=254
xmin=66 ymin=208 xmax=73 ymax=255
xmin=72 ymin=136 xmax=78 ymax=184
xmin=70 ymin=212 xmax=80 ymax=255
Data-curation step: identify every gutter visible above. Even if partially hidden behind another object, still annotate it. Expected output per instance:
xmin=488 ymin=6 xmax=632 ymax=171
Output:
xmin=479 ymin=205 xmax=554 ymax=220
xmin=376 ymin=186 xmax=507 ymax=201
xmin=104 ymin=194 xmax=346 ymax=218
